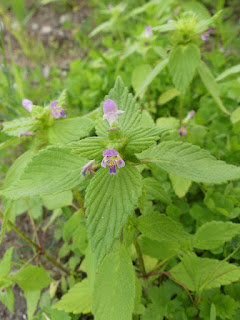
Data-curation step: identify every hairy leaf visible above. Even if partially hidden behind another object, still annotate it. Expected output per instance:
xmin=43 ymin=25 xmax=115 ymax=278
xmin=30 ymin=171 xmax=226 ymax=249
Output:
xmin=146 ymin=141 xmax=240 ymax=184
xmin=93 ymin=246 xmax=135 ymax=320
xmin=193 ymin=221 xmax=240 ymax=250
xmin=143 ymin=178 xmax=171 ymax=204
xmin=169 ymin=44 xmax=200 ymax=93
xmin=53 ymin=279 xmax=92 ymax=314
xmin=2 ymin=117 xmax=40 ymax=136
xmin=169 ymin=173 xmax=192 ymax=198
xmin=69 ymin=137 xmax=107 ymax=160
xmin=86 ymin=165 xmax=142 ymax=262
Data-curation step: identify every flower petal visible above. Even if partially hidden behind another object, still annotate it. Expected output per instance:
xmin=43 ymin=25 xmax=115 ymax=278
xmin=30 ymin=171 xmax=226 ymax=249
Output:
xmin=103 ymin=149 xmax=119 ymax=157
xmin=103 ymin=99 xmax=118 ymax=114
xmin=109 ymin=165 xmax=117 ymax=174
xmin=22 ymin=99 xmax=33 ymax=112
xmin=50 ymin=100 xmax=58 ymax=108
xmin=117 ymin=155 xmax=125 ymax=168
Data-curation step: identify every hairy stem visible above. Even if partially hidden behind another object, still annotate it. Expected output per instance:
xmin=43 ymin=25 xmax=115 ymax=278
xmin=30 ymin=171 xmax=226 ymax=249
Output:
xmin=0 ymin=211 xmax=70 ymax=276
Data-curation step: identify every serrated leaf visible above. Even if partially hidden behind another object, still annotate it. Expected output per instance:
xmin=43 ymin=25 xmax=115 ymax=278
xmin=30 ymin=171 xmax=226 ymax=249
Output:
xmin=86 ymin=165 xmax=142 ymax=262
xmin=170 ymin=253 xmax=240 ymax=292
xmin=135 ymin=59 xmax=169 ymax=98
xmin=96 ymin=76 xmax=142 ymax=137
xmin=48 ymin=117 xmax=94 ymax=144
xmin=193 ymin=221 xmax=240 ymax=250
xmin=143 ymin=178 xmax=171 ymax=204
xmin=124 ymin=127 xmax=160 ymax=154
xmin=146 ymin=141 xmax=240 ymax=184
xmin=0 ymin=247 xmax=14 ymax=278
xmin=53 ymin=279 xmax=92 ymax=314
xmin=2 ymin=117 xmax=40 ymax=136
xmin=197 ymin=60 xmax=230 ymax=115
xmin=1 ymin=148 xmax=86 ymax=199
xmin=13 ymin=265 xmax=52 ymax=291
xmin=93 ymin=245 xmax=135 ymax=320
xmin=68 ymin=137 xmax=107 ymax=160
xmin=169 ymin=173 xmax=192 ymax=198
xmin=137 ymin=212 xmax=191 ymax=246
xmin=169 ymin=44 xmax=200 ymax=93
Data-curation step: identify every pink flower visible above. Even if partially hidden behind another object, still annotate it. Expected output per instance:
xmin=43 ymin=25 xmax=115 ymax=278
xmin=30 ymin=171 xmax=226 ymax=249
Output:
xmin=103 ymin=99 xmax=124 ymax=125
xmin=50 ymin=100 xmax=66 ymax=119
xmin=185 ymin=110 xmax=195 ymax=121
xmin=178 ymin=125 xmax=187 ymax=136
xmin=145 ymin=25 xmax=153 ymax=38
xmin=101 ymin=149 xmax=125 ymax=175
xmin=22 ymin=99 xmax=33 ymax=112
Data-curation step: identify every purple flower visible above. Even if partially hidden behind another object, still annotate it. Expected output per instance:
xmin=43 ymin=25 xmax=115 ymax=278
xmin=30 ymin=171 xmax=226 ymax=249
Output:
xmin=19 ymin=131 xmax=34 ymax=137
xmin=102 ymin=99 xmax=124 ymax=125
xmin=185 ymin=110 xmax=195 ymax=121
xmin=145 ymin=25 xmax=153 ymax=38
xmin=50 ymin=100 xmax=66 ymax=119
xmin=200 ymin=28 xmax=211 ymax=41
xmin=178 ymin=125 xmax=187 ymax=136
xmin=108 ymin=4 xmax=114 ymax=10
xmin=22 ymin=99 xmax=33 ymax=112
xmin=101 ymin=149 xmax=125 ymax=175
xmin=81 ymin=160 xmax=95 ymax=176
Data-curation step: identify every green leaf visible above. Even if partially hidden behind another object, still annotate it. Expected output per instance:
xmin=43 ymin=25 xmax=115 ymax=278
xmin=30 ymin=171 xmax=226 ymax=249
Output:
xmin=146 ymin=141 xmax=240 ymax=184
xmin=143 ymin=178 xmax=172 ymax=204
xmin=158 ymin=88 xmax=180 ymax=105
xmin=210 ymin=303 xmax=217 ymax=320
xmin=96 ymin=76 xmax=142 ymax=137
xmin=25 ymin=290 xmax=40 ymax=320
xmin=139 ymin=237 xmax=179 ymax=260
xmin=1 ymin=148 xmax=86 ymax=199
xmin=13 ymin=265 xmax=52 ymax=291
xmin=0 ymin=200 xmax=13 ymax=243
xmin=153 ymin=22 xmax=177 ymax=33
xmin=89 ymin=20 xmax=113 ymax=37
xmin=137 ymin=212 xmax=191 ymax=246
xmin=231 ymin=107 xmax=240 ymax=124
xmin=86 ymin=165 xmax=142 ymax=262
xmin=124 ymin=127 xmax=160 ymax=154
xmin=131 ymin=64 xmax=152 ymax=97
xmin=42 ymin=191 xmax=73 ymax=210
xmin=93 ymin=245 xmax=135 ymax=320
xmin=2 ymin=117 xmax=40 ymax=136
xmin=48 ymin=117 xmax=94 ymax=144
xmin=0 ymin=137 xmax=19 ymax=150
xmin=197 ymin=60 xmax=230 ymax=115
xmin=63 ymin=209 xmax=83 ymax=242
xmin=40 ymin=307 xmax=71 ymax=320
xmin=68 ymin=137 xmax=107 ymax=160
xmin=0 ymin=247 xmax=14 ymax=278
xmin=195 ymin=11 xmax=222 ymax=33
xmin=0 ymin=287 xmax=14 ymax=313
xmin=182 ymin=1 xmax=211 ymax=20
xmin=216 ymin=64 xmax=240 ymax=82
xmin=193 ymin=221 xmax=240 ymax=250
xmin=169 ymin=173 xmax=192 ymax=198
xmin=135 ymin=59 xmax=169 ymax=98
xmin=169 ymin=44 xmax=200 ymax=94
xmin=170 ymin=253 xmax=240 ymax=292
xmin=53 ymin=279 xmax=92 ymax=314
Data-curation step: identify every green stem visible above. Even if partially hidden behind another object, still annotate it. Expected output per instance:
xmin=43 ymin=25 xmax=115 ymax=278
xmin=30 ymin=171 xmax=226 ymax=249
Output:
xmin=73 ymin=187 xmax=85 ymax=211
xmin=25 ymin=200 xmax=41 ymax=247
xmin=0 ymin=211 xmax=70 ymax=276
xmin=179 ymin=95 xmax=184 ymax=126
xmin=134 ymin=238 xmax=146 ymax=278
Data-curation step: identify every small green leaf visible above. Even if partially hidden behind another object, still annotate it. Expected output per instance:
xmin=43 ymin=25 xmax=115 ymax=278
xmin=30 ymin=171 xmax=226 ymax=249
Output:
xmin=169 ymin=173 xmax=192 ymax=198
xmin=216 ymin=64 xmax=240 ymax=82
xmin=139 ymin=237 xmax=179 ymax=260
xmin=193 ymin=221 xmax=240 ymax=250
xmin=0 ymin=287 xmax=14 ymax=313
xmin=2 ymin=117 xmax=40 ymax=136
xmin=147 ymin=141 xmax=240 ymax=184
xmin=0 ymin=201 xmax=13 ymax=243
xmin=63 ymin=209 xmax=83 ymax=242
xmin=25 ymin=290 xmax=40 ymax=320
xmin=1 ymin=148 xmax=86 ymax=199
xmin=210 ymin=303 xmax=216 ymax=320
xmin=13 ymin=266 xmax=52 ymax=291
xmin=170 ymin=253 xmax=240 ymax=292
xmin=143 ymin=178 xmax=172 ymax=204
xmin=158 ymin=88 xmax=180 ymax=105
xmin=42 ymin=191 xmax=73 ymax=210
xmin=86 ymin=165 xmax=142 ymax=262
xmin=231 ymin=107 xmax=240 ymax=124
xmin=93 ymin=245 xmax=135 ymax=320
xmin=169 ymin=43 xmax=200 ymax=94
xmin=197 ymin=60 xmax=230 ymax=115
xmin=0 ymin=247 xmax=14 ymax=278
xmin=53 ymin=279 xmax=92 ymax=314
xmin=131 ymin=64 xmax=152 ymax=97
xmin=137 ymin=212 xmax=191 ymax=246
xmin=48 ymin=117 xmax=94 ymax=144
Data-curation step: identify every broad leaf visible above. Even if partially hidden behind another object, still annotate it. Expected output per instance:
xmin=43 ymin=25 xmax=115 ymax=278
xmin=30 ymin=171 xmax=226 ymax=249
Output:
xmin=139 ymin=237 xmax=179 ymax=260
xmin=169 ymin=43 xmax=200 ymax=93
xmin=197 ymin=60 xmax=230 ymax=115
xmin=69 ymin=137 xmax=107 ymax=160
xmin=146 ymin=141 xmax=240 ymax=184
xmin=137 ymin=212 xmax=191 ymax=246
xmin=13 ymin=265 xmax=52 ymax=291
xmin=2 ymin=117 xmax=40 ymax=136
xmin=93 ymin=245 xmax=135 ymax=320
xmin=96 ymin=76 xmax=142 ymax=137
xmin=170 ymin=253 xmax=240 ymax=292
xmin=1 ymin=148 xmax=86 ymax=199
xmin=48 ymin=117 xmax=94 ymax=144
xmin=169 ymin=173 xmax=192 ymax=198
xmin=53 ymin=279 xmax=92 ymax=314
xmin=193 ymin=221 xmax=240 ymax=250
xmin=124 ymin=127 xmax=160 ymax=154
xmin=42 ymin=191 xmax=73 ymax=210
xmin=86 ymin=165 xmax=142 ymax=262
